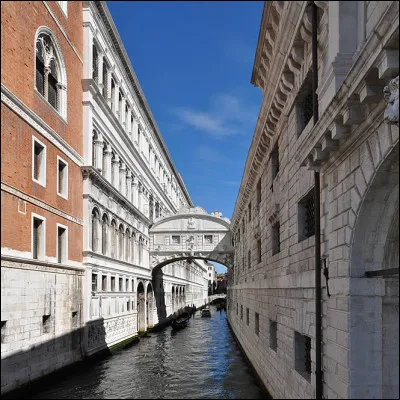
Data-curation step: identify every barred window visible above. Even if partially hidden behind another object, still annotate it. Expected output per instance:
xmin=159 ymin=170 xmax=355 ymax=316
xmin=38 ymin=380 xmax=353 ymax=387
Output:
xmin=298 ymin=188 xmax=315 ymax=242
xmin=272 ymin=221 xmax=281 ymax=255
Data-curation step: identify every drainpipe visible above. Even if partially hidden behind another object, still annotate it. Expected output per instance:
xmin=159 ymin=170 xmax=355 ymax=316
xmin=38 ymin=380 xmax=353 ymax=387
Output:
xmin=311 ymin=2 xmax=323 ymax=399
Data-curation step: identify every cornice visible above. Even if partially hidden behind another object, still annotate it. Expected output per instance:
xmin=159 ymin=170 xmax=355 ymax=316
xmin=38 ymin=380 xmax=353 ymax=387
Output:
xmin=1 ymin=84 xmax=84 ymax=166
xmin=1 ymin=182 xmax=83 ymax=225
xmin=82 ymin=166 xmax=151 ymax=226
xmin=90 ymin=1 xmax=193 ymax=207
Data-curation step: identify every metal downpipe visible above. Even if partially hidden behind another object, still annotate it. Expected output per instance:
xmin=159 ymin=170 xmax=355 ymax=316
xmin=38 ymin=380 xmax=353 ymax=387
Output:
xmin=311 ymin=2 xmax=323 ymax=399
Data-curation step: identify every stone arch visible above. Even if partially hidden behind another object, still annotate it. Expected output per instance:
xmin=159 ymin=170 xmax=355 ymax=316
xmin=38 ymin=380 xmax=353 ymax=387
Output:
xmin=125 ymin=227 xmax=130 ymax=262
xmin=136 ymin=280 xmax=146 ymax=333
xmin=118 ymin=223 xmax=124 ymax=261
xmin=349 ymin=143 xmax=399 ymax=399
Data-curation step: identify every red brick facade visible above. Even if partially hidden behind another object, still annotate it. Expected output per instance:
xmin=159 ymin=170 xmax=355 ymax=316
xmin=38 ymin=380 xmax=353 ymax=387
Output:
xmin=1 ymin=1 xmax=83 ymax=261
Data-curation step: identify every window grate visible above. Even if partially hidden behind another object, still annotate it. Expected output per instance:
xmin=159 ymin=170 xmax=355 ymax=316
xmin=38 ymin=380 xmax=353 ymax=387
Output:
xmin=305 ymin=336 xmax=312 ymax=375
xmin=304 ymin=193 xmax=315 ymax=238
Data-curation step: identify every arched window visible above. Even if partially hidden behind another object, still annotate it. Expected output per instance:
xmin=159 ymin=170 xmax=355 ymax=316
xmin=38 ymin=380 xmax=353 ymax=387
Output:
xmin=131 ymin=232 xmax=135 ymax=263
xmin=102 ymin=214 xmax=108 ymax=256
xmin=91 ymin=208 xmax=100 ymax=252
xmin=110 ymin=78 xmax=115 ymax=111
xmin=110 ymin=219 xmax=117 ymax=258
xmin=92 ymin=130 xmax=98 ymax=167
xmin=35 ymin=30 xmax=66 ymax=117
xmin=125 ymin=228 xmax=130 ymax=262
xmin=102 ymin=60 xmax=109 ymax=98
xmin=118 ymin=224 xmax=124 ymax=260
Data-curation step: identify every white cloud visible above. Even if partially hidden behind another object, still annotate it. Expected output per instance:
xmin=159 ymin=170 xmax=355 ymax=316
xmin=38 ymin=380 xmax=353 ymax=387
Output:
xmin=194 ymin=145 xmax=233 ymax=164
xmin=170 ymin=92 xmax=258 ymax=139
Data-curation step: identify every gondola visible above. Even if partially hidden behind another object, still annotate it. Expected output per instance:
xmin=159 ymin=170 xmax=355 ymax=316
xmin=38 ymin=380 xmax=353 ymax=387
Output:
xmin=171 ymin=315 xmax=190 ymax=330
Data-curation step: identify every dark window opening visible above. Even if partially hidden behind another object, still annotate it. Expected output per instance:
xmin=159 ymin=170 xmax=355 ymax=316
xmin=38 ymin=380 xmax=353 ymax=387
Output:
xmin=298 ymin=188 xmax=315 ymax=242
xmin=270 ymin=320 xmax=277 ymax=351
xmin=272 ymin=221 xmax=281 ymax=255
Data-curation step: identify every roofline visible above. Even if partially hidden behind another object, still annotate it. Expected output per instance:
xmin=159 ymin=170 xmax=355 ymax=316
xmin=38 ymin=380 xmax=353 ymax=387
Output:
xmin=94 ymin=1 xmax=193 ymax=207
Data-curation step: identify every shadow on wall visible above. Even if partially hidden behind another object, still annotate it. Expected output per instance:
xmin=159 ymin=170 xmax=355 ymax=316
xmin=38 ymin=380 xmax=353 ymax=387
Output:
xmin=152 ymin=269 xmax=168 ymax=327
xmin=1 ymin=318 xmax=108 ymax=398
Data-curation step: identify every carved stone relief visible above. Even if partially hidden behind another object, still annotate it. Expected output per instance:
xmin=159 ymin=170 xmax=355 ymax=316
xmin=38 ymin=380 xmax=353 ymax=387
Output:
xmin=384 ymin=76 xmax=399 ymax=125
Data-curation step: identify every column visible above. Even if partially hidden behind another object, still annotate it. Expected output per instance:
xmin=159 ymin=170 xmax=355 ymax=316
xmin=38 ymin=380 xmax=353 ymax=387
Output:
xmin=132 ymin=176 xmax=138 ymax=208
xmin=119 ymin=161 xmax=126 ymax=197
xmin=97 ymin=52 xmax=104 ymax=93
xmin=126 ymin=171 xmax=132 ymax=201
xmin=112 ymin=155 xmax=120 ymax=189
xmin=106 ymin=69 xmax=112 ymax=107
xmin=103 ymin=144 xmax=113 ymax=182
xmin=94 ymin=136 xmax=104 ymax=172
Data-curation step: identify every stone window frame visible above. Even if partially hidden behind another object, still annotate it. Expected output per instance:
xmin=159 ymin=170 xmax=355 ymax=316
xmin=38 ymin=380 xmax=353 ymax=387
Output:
xmin=246 ymin=307 xmax=250 ymax=326
xmin=297 ymin=187 xmax=315 ymax=242
xmin=269 ymin=319 xmax=278 ymax=352
xmin=56 ymin=222 xmax=68 ymax=263
xmin=31 ymin=212 xmax=46 ymax=261
xmin=257 ymin=238 xmax=262 ymax=263
xmin=56 ymin=155 xmax=68 ymax=199
xmin=294 ymin=70 xmax=313 ymax=139
xmin=32 ymin=136 xmax=47 ymax=188
xmin=34 ymin=27 xmax=67 ymax=120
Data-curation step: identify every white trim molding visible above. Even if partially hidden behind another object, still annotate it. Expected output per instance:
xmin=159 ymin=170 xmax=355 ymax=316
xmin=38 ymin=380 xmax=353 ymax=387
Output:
xmin=1 ymin=84 xmax=83 ymax=166
xmin=56 ymin=155 xmax=69 ymax=199
xmin=56 ymin=222 xmax=68 ymax=263
xmin=32 ymin=135 xmax=47 ymax=188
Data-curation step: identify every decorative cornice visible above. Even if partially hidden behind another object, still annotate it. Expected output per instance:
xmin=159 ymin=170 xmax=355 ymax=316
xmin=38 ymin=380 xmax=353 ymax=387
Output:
xmin=1 ymin=84 xmax=84 ymax=166
xmin=82 ymin=166 xmax=151 ymax=226
xmin=1 ymin=182 xmax=83 ymax=225
xmin=91 ymin=1 xmax=193 ymax=207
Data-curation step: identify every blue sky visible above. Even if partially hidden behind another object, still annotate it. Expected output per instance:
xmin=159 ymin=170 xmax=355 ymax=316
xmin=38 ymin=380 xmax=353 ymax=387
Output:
xmin=107 ymin=1 xmax=263 ymax=271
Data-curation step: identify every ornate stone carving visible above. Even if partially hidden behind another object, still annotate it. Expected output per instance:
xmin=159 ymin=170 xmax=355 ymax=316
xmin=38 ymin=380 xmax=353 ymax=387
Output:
xmin=384 ymin=76 xmax=399 ymax=125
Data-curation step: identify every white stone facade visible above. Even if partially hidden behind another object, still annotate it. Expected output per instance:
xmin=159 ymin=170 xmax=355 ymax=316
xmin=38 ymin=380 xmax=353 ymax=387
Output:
xmin=227 ymin=2 xmax=398 ymax=399
xmin=81 ymin=2 xmax=209 ymax=355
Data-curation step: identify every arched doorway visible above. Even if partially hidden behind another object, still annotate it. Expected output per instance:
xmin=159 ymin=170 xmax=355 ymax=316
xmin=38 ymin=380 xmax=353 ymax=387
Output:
xmin=137 ymin=281 xmax=145 ymax=333
xmin=349 ymin=144 xmax=399 ymax=398
xmin=146 ymin=283 xmax=154 ymax=328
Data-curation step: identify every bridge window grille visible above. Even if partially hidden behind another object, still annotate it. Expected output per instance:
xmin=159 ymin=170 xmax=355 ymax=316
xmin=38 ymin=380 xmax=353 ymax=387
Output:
xmin=204 ymin=235 xmax=213 ymax=244
xmin=172 ymin=235 xmax=180 ymax=244
xmin=269 ymin=320 xmax=277 ymax=351
xmin=295 ymin=331 xmax=312 ymax=381
xmin=298 ymin=188 xmax=315 ymax=242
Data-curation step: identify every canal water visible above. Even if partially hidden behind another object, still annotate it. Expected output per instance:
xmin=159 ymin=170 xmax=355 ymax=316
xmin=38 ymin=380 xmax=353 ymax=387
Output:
xmin=8 ymin=305 xmax=269 ymax=399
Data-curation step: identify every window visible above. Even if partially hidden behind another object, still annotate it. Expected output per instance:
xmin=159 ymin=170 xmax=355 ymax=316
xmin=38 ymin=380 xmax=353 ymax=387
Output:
xmin=91 ymin=209 xmax=100 ymax=252
xmin=296 ymin=72 xmax=313 ymax=137
xmin=35 ymin=31 xmax=66 ymax=117
xmin=32 ymin=214 xmax=45 ymax=260
xmin=127 ymin=301 xmax=130 ymax=312
xmin=269 ymin=320 xmax=277 ymax=351
xmin=248 ymin=202 xmax=252 ymax=222
xmin=298 ymin=188 xmax=315 ymax=242
xmin=102 ymin=275 xmax=107 ymax=291
xmin=172 ymin=235 xmax=181 ymax=245
xmin=255 ymin=312 xmax=259 ymax=336
xmin=71 ymin=311 xmax=78 ymax=328
xmin=256 ymin=178 xmax=261 ymax=207
xmin=240 ymin=305 xmax=243 ymax=320
xmin=248 ymin=250 xmax=251 ymax=269
xmin=102 ymin=61 xmax=109 ymax=98
xmin=236 ymin=303 xmax=238 ymax=315
xmin=204 ymin=235 xmax=213 ymax=244
xmin=111 ymin=276 xmax=116 ymax=291
xmin=32 ymin=137 xmax=46 ymax=186
xmin=119 ymin=277 xmax=123 ymax=291
xmin=257 ymin=239 xmax=262 ymax=263
xmin=42 ymin=315 xmax=51 ymax=334
xmin=92 ymin=273 xmax=97 ymax=292
xmin=272 ymin=221 xmax=281 ymax=255
xmin=126 ymin=278 xmax=129 ymax=291
xmin=92 ymin=45 xmax=98 ymax=82
xmin=57 ymin=224 xmax=67 ymax=263
xmin=295 ymin=331 xmax=312 ymax=381
xmin=246 ymin=308 xmax=249 ymax=326
xmin=271 ymin=144 xmax=280 ymax=182
xmin=57 ymin=156 xmax=68 ymax=198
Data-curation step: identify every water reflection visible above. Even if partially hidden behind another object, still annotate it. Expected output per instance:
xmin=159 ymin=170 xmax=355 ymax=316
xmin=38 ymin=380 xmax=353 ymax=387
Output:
xmin=10 ymin=306 xmax=269 ymax=399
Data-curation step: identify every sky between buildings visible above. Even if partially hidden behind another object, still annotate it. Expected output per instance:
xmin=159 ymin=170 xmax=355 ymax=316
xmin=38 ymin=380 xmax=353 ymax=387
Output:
xmin=107 ymin=1 xmax=264 ymax=273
